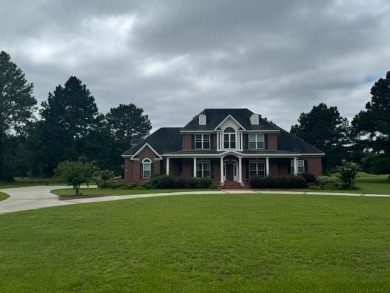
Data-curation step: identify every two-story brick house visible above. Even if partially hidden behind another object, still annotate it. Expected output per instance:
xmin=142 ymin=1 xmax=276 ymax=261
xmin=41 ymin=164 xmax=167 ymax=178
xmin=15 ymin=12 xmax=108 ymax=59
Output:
xmin=122 ymin=108 xmax=324 ymax=187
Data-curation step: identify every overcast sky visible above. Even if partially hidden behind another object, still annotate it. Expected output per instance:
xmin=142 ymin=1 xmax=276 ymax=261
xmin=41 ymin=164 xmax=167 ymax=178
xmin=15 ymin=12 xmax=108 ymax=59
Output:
xmin=1 ymin=0 xmax=389 ymax=131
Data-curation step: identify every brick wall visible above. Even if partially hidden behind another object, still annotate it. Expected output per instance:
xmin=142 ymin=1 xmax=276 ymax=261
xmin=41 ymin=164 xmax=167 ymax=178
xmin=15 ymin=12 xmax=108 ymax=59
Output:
xmin=267 ymin=134 xmax=278 ymax=150
xmin=182 ymin=134 xmax=192 ymax=151
xmin=304 ymin=157 xmax=323 ymax=177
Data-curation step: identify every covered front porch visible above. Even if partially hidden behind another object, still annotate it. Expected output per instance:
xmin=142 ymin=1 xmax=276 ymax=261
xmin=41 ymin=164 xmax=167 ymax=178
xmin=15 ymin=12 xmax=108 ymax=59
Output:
xmin=164 ymin=154 xmax=304 ymax=187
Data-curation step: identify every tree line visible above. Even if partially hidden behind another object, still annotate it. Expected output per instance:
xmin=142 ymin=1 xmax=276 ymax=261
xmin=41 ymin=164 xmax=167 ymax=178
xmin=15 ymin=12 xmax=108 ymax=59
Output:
xmin=290 ymin=72 xmax=390 ymax=175
xmin=0 ymin=51 xmax=151 ymax=181
xmin=1 ymin=50 xmax=389 ymax=181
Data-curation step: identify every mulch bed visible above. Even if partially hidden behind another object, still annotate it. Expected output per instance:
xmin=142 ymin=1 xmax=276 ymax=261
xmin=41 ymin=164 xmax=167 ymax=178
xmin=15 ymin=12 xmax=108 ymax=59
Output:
xmin=58 ymin=194 xmax=111 ymax=200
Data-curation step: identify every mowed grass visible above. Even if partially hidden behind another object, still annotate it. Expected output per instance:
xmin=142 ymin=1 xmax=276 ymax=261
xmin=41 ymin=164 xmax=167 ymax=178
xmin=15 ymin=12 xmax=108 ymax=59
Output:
xmin=51 ymin=188 xmax=214 ymax=197
xmin=0 ymin=192 xmax=9 ymax=201
xmin=1 ymin=194 xmax=390 ymax=292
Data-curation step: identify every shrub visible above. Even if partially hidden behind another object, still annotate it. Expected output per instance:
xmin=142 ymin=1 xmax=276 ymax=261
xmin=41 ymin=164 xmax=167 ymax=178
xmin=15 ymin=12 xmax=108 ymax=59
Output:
xmin=337 ymin=160 xmax=359 ymax=190
xmin=174 ymin=177 xmax=187 ymax=189
xmin=249 ymin=176 xmax=306 ymax=189
xmin=185 ymin=178 xmax=200 ymax=188
xmin=197 ymin=178 xmax=213 ymax=189
xmin=300 ymin=172 xmax=317 ymax=184
xmin=310 ymin=176 xmax=342 ymax=190
xmin=289 ymin=176 xmax=306 ymax=188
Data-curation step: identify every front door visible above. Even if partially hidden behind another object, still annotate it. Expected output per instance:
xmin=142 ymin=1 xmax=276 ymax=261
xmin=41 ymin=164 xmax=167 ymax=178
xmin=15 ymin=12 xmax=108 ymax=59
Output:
xmin=224 ymin=163 xmax=238 ymax=181
xmin=226 ymin=164 xmax=234 ymax=181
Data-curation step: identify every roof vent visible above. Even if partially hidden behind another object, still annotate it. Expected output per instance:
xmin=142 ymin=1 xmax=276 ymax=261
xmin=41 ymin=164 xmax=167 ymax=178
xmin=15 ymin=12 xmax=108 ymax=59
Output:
xmin=250 ymin=114 xmax=259 ymax=125
xmin=199 ymin=114 xmax=206 ymax=125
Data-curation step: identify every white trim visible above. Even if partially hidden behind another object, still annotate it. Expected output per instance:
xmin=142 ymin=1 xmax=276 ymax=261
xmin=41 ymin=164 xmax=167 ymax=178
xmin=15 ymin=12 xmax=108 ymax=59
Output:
xmin=130 ymin=143 xmax=162 ymax=160
xmin=180 ymin=130 xmax=215 ymax=133
xmin=214 ymin=115 xmax=246 ymax=131
xmin=162 ymin=152 xmax=324 ymax=158
xmin=245 ymin=130 xmax=280 ymax=133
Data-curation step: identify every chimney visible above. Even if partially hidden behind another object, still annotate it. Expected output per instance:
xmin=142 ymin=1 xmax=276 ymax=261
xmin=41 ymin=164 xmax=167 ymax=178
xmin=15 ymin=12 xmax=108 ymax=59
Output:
xmin=199 ymin=114 xmax=207 ymax=125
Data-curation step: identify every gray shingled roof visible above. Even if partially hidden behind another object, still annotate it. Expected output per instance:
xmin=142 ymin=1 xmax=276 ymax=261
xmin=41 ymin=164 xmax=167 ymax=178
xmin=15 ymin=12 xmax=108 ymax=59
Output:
xmin=122 ymin=110 xmax=324 ymax=157
xmin=122 ymin=127 xmax=182 ymax=156
xmin=181 ymin=108 xmax=279 ymax=131
xmin=277 ymin=128 xmax=324 ymax=154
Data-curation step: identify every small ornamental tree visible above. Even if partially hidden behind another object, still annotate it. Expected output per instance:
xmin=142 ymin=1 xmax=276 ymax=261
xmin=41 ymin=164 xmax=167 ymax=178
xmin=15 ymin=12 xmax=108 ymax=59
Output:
xmin=337 ymin=160 xmax=359 ymax=190
xmin=55 ymin=157 xmax=98 ymax=196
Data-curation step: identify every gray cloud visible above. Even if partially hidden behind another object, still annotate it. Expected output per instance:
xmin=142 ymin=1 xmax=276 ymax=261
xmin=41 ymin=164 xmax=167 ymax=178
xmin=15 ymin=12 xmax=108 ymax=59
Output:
xmin=1 ymin=0 xmax=390 ymax=131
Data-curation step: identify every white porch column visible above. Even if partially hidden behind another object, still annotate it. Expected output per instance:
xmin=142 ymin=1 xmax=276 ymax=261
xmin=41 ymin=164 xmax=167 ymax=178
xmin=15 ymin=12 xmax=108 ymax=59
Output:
xmin=240 ymin=133 xmax=243 ymax=150
xmin=293 ymin=157 xmax=298 ymax=176
xmin=166 ymin=157 xmax=170 ymax=175
xmin=238 ymin=157 xmax=243 ymax=183
xmin=193 ymin=158 xmax=197 ymax=178
xmin=220 ymin=157 xmax=224 ymax=184
xmin=266 ymin=157 xmax=270 ymax=177
xmin=217 ymin=133 xmax=219 ymax=150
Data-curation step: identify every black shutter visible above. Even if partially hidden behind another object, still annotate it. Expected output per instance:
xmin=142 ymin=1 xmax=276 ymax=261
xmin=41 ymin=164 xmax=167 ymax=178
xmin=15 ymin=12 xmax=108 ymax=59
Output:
xmin=288 ymin=159 xmax=292 ymax=174
xmin=246 ymin=160 xmax=250 ymax=179
xmin=211 ymin=161 xmax=214 ymax=178
xmin=140 ymin=162 xmax=143 ymax=179
xmin=265 ymin=134 xmax=268 ymax=149
xmin=151 ymin=163 xmax=154 ymax=176
xmin=304 ymin=160 xmax=308 ymax=173
xmin=192 ymin=134 xmax=195 ymax=149
xmin=243 ymin=134 xmax=248 ymax=149
xmin=210 ymin=134 xmax=213 ymax=149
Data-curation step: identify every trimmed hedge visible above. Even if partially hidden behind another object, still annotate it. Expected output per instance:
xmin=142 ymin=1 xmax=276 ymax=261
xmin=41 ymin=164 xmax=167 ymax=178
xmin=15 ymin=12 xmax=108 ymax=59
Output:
xmin=249 ymin=176 xmax=306 ymax=189
xmin=142 ymin=176 xmax=216 ymax=189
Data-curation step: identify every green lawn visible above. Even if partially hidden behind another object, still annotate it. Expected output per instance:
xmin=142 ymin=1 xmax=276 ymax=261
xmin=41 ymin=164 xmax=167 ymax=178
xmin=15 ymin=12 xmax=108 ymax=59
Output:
xmin=1 ymin=194 xmax=390 ymax=292
xmin=0 ymin=192 xmax=9 ymax=201
xmin=0 ymin=177 xmax=65 ymax=189
xmin=51 ymin=187 xmax=214 ymax=197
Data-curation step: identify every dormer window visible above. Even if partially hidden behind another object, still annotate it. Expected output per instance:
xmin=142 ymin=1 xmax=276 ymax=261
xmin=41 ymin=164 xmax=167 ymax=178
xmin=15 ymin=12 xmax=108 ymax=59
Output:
xmin=223 ymin=127 xmax=236 ymax=149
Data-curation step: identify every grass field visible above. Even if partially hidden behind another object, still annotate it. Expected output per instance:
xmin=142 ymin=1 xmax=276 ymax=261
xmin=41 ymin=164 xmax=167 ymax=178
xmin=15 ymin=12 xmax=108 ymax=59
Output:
xmin=0 ymin=192 xmax=9 ymax=201
xmin=1 ymin=194 xmax=390 ymax=292
xmin=0 ymin=177 xmax=65 ymax=189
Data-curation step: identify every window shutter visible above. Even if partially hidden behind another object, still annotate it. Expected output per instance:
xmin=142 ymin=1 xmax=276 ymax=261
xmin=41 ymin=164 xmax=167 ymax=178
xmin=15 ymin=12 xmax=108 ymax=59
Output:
xmin=289 ymin=160 xmax=293 ymax=174
xmin=151 ymin=163 xmax=154 ymax=176
xmin=210 ymin=134 xmax=213 ymax=149
xmin=265 ymin=134 xmax=269 ymax=149
xmin=304 ymin=160 xmax=308 ymax=172
xmin=246 ymin=161 xmax=250 ymax=179
xmin=243 ymin=134 xmax=248 ymax=149
xmin=191 ymin=134 xmax=195 ymax=149
xmin=140 ymin=162 xmax=143 ymax=178
xmin=211 ymin=161 xmax=214 ymax=178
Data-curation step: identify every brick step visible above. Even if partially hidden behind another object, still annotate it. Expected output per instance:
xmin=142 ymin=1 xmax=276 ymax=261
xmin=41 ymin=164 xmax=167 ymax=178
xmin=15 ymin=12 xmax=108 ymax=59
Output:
xmin=220 ymin=181 xmax=249 ymax=190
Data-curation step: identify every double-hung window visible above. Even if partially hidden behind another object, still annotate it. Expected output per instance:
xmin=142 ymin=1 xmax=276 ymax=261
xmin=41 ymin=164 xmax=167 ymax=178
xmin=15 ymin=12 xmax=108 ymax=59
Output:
xmin=249 ymin=160 xmax=265 ymax=177
xmin=248 ymin=133 xmax=265 ymax=149
xmin=291 ymin=160 xmax=305 ymax=174
xmin=195 ymin=134 xmax=210 ymax=149
xmin=142 ymin=159 xmax=152 ymax=178
xmin=196 ymin=161 xmax=211 ymax=178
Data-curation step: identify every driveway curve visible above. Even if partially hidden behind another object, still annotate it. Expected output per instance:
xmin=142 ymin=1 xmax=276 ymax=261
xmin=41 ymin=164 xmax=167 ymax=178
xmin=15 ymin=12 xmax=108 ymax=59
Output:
xmin=0 ymin=186 xmax=389 ymax=215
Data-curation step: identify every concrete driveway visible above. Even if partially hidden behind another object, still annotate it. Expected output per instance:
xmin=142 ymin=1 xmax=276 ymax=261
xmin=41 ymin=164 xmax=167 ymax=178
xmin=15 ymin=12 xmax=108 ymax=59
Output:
xmin=0 ymin=186 xmax=227 ymax=214
xmin=1 ymin=186 xmax=389 ymax=215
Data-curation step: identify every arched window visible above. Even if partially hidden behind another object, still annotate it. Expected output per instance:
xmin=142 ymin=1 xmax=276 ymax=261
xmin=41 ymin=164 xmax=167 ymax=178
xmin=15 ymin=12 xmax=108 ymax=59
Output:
xmin=223 ymin=127 xmax=236 ymax=149
xmin=142 ymin=158 xmax=152 ymax=178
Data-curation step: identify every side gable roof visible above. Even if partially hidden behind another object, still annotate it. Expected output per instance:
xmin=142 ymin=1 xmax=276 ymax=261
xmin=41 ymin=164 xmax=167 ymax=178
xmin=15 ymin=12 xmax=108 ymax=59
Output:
xmin=181 ymin=108 xmax=279 ymax=132
xmin=122 ymin=127 xmax=182 ymax=157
